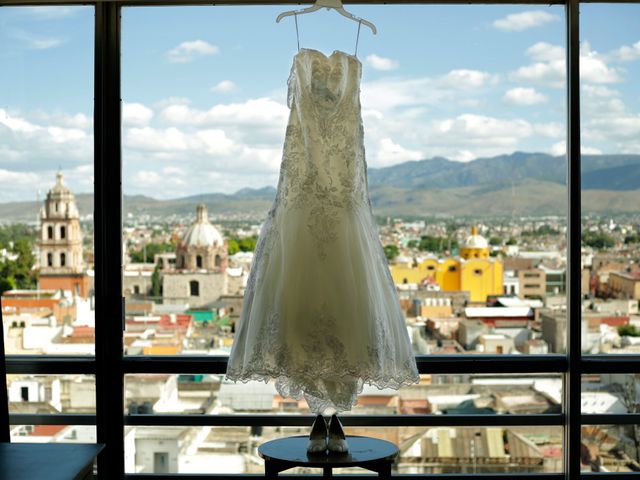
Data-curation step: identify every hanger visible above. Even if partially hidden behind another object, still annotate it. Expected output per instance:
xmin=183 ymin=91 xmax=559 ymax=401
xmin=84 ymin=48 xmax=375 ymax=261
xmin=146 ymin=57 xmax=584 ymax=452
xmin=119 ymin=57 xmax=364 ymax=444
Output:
xmin=276 ymin=0 xmax=377 ymax=35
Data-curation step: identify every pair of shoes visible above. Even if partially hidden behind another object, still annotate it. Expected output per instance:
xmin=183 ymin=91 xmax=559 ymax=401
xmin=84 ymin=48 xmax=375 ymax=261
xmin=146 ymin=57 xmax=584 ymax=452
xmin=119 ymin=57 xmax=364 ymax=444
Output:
xmin=306 ymin=414 xmax=349 ymax=453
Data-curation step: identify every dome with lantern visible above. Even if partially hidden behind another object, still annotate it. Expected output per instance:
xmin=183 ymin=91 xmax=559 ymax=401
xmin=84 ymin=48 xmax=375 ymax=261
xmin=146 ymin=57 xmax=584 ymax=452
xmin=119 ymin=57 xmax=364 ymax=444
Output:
xmin=176 ymin=204 xmax=227 ymax=271
xmin=460 ymin=226 xmax=489 ymax=259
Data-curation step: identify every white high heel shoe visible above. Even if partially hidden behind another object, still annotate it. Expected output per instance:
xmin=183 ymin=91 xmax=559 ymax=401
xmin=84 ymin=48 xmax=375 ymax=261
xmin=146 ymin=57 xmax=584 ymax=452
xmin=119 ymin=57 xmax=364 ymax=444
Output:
xmin=327 ymin=414 xmax=349 ymax=453
xmin=307 ymin=414 xmax=328 ymax=453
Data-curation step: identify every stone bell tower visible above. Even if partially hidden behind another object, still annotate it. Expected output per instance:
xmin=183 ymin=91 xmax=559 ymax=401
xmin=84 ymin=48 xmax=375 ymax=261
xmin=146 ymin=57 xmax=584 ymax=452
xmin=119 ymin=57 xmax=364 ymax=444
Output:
xmin=38 ymin=172 xmax=89 ymax=297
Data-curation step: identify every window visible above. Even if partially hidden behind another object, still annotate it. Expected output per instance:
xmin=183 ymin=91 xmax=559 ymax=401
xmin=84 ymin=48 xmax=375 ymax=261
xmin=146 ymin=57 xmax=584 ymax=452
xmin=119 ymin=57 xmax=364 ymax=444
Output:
xmin=196 ymin=255 xmax=203 ymax=268
xmin=60 ymin=252 xmax=66 ymax=267
xmin=47 ymin=226 xmax=53 ymax=240
xmin=47 ymin=253 xmax=53 ymax=267
xmin=189 ymin=280 xmax=199 ymax=297
xmin=2 ymin=2 xmax=639 ymax=479
xmin=60 ymin=226 xmax=66 ymax=239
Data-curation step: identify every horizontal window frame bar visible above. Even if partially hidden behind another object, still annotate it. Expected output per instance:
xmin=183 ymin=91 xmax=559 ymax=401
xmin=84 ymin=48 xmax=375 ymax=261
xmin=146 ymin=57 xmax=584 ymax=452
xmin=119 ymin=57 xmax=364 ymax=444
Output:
xmin=9 ymin=413 xmax=96 ymax=426
xmin=11 ymin=354 xmax=640 ymax=376
xmin=124 ymin=475 xmax=567 ymax=480
xmin=122 ymin=355 xmax=568 ymax=374
xmin=581 ymin=356 xmax=640 ymax=374
xmin=10 ymin=413 xmax=640 ymax=428
xmin=124 ymin=413 xmax=564 ymax=427
xmin=5 ymin=356 xmax=96 ymax=375
xmin=4 ymin=0 xmax=640 ymax=8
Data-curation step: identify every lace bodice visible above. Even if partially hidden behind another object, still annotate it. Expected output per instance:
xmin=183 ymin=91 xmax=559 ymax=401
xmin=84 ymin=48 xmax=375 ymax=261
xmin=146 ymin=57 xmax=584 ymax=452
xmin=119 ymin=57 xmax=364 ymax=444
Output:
xmin=280 ymin=49 xmax=368 ymax=215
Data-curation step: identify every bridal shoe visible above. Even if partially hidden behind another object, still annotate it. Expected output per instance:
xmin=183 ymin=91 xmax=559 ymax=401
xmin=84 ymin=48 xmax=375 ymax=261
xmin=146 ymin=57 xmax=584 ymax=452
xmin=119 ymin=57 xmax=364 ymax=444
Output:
xmin=327 ymin=414 xmax=349 ymax=453
xmin=307 ymin=414 xmax=328 ymax=453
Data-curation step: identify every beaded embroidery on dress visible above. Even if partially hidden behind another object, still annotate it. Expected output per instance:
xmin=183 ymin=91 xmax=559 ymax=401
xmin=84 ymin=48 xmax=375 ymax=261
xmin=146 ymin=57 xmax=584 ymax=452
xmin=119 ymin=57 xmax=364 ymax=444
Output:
xmin=225 ymin=48 xmax=420 ymax=414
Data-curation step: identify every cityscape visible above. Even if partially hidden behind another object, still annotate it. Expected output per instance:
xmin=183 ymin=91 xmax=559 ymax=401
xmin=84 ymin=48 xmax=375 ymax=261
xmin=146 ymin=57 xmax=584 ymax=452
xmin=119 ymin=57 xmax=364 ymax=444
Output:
xmin=1 ymin=169 xmax=639 ymax=474
xmin=1 ymin=2 xmax=639 ymax=476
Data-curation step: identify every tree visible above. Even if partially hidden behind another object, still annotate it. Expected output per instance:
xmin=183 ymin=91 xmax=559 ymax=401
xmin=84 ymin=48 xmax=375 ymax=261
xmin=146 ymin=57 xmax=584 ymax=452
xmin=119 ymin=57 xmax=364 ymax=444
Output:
xmin=151 ymin=264 xmax=162 ymax=298
xmin=129 ymin=242 xmax=175 ymax=263
xmin=407 ymin=240 xmax=419 ymax=249
xmin=582 ymin=231 xmax=615 ymax=250
xmin=489 ymin=237 xmax=502 ymax=246
xmin=383 ymin=244 xmax=399 ymax=261
xmin=0 ymin=237 xmax=37 ymax=294
xmin=618 ymin=325 xmax=640 ymax=337
xmin=506 ymin=237 xmax=517 ymax=246
xmin=227 ymin=239 xmax=240 ymax=255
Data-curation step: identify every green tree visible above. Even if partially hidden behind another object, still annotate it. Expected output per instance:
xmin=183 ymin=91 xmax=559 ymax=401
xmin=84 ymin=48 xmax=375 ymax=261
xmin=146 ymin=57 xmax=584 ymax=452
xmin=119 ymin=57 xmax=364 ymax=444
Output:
xmin=383 ymin=244 xmax=399 ymax=261
xmin=506 ymin=237 xmax=517 ymax=246
xmin=489 ymin=237 xmax=502 ymax=246
xmin=227 ymin=239 xmax=240 ymax=255
xmin=0 ymin=237 xmax=37 ymax=294
xmin=582 ymin=231 xmax=615 ymax=250
xmin=407 ymin=240 xmax=419 ymax=249
xmin=129 ymin=242 xmax=175 ymax=263
xmin=618 ymin=325 xmax=640 ymax=337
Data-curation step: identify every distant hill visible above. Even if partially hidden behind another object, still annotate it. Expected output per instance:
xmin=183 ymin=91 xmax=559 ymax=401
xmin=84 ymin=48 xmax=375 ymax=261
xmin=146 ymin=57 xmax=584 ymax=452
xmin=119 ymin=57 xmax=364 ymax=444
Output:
xmin=1 ymin=152 xmax=639 ymax=222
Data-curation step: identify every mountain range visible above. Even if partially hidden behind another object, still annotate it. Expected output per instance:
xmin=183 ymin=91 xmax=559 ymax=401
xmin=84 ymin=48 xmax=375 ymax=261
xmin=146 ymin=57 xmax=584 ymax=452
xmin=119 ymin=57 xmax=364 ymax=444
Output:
xmin=1 ymin=152 xmax=639 ymax=222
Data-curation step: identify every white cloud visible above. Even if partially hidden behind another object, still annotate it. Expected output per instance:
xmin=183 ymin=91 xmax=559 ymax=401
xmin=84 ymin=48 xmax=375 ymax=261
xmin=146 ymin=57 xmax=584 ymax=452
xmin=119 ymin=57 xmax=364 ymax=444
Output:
xmin=123 ymin=103 xmax=154 ymax=127
xmin=534 ymin=122 xmax=564 ymax=139
xmin=361 ymin=69 xmax=496 ymax=112
xmin=526 ymin=42 xmax=565 ymax=62
xmin=211 ymin=80 xmax=238 ymax=93
xmin=610 ymin=40 xmax=640 ymax=62
xmin=370 ymin=138 xmax=423 ymax=167
xmin=493 ymin=11 xmax=558 ymax=32
xmin=437 ymin=69 xmax=498 ymax=89
xmin=432 ymin=114 xmax=533 ymax=147
xmin=510 ymin=41 xmax=622 ymax=88
xmin=166 ymin=40 xmax=219 ymax=63
xmin=365 ymin=54 xmax=399 ymax=71
xmin=503 ymin=87 xmax=547 ymax=106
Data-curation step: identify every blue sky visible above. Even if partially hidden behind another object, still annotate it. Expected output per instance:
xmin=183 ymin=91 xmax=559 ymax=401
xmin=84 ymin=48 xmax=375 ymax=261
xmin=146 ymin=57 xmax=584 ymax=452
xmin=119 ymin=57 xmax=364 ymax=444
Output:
xmin=0 ymin=4 xmax=639 ymax=201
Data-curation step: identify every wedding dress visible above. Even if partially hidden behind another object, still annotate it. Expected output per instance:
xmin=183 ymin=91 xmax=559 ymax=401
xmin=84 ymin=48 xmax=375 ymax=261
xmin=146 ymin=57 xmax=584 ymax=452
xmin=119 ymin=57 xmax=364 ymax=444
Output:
xmin=225 ymin=48 xmax=420 ymax=414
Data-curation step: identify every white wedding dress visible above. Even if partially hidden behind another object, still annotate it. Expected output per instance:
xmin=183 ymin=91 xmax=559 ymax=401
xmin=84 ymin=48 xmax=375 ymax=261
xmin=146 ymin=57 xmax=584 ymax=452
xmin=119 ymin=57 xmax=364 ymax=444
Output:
xmin=225 ymin=48 xmax=420 ymax=414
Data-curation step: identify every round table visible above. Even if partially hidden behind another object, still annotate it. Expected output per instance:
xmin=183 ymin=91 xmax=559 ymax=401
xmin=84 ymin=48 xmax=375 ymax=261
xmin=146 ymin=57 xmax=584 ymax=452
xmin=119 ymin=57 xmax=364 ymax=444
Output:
xmin=258 ymin=435 xmax=399 ymax=479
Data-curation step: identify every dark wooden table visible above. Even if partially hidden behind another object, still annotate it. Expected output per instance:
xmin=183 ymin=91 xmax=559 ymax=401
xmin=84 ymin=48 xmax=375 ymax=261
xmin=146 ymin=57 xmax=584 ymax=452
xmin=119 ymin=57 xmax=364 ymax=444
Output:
xmin=0 ymin=443 xmax=104 ymax=480
xmin=258 ymin=435 xmax=399 ymax=479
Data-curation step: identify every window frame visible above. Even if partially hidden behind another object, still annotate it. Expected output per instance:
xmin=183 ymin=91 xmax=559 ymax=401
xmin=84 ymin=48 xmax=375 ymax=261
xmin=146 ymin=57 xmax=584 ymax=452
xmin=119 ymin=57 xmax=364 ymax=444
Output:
xmin=2 ymin=0 xmax=639 ymax=479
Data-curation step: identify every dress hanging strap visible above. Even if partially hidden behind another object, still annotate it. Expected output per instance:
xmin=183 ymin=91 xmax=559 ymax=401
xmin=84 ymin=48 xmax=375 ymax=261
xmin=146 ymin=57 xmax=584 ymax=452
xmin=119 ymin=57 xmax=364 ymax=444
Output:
xmin=354 ymin=20 xmax=362 ymax=57
xmin=294 ymin=13 xmax=301 ymax=52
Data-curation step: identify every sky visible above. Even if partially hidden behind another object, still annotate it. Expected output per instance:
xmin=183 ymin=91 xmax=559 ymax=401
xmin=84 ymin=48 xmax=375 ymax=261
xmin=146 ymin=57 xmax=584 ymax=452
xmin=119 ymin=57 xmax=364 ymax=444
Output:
xmin=0 ymin=4 xmax=639 ymax=201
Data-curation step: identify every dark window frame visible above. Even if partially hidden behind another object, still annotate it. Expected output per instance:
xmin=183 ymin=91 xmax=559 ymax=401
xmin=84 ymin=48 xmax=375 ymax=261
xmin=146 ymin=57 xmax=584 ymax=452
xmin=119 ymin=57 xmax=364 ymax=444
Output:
xmin=1 ymin=1 xmax=636 ymax=479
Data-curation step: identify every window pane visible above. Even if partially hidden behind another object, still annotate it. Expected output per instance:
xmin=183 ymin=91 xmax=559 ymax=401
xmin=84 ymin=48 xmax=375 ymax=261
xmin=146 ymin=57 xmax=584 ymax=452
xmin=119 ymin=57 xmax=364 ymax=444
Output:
xmin=580 ymin=4 xmax=640 ymax=355
xmin=7 ymin=374 xmax=95 ymax=414
xmin=0 ymin=6 xmax=95 ymax=355
xmin=10 ymin=424 xmax=96 ymax=444
xmin=125 ymin=425 xmax=562 ymax=474
xmin=582 ymin=425 xmax=640 ymax=473
xmin=121 ymin=5 xmax=566 ymax=359
xmin=125 ymin=373 xmax=561 ymax=415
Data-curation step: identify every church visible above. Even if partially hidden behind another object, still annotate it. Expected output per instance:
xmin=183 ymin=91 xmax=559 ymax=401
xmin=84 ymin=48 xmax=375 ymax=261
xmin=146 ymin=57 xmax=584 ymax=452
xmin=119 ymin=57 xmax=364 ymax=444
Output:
xmin=390 ymin=226 xmax=503 ymax=303
xmin=38 ymin=172 xmax=91 ymax=298
xmin=158 ymin=204 xmax=229 ymax=307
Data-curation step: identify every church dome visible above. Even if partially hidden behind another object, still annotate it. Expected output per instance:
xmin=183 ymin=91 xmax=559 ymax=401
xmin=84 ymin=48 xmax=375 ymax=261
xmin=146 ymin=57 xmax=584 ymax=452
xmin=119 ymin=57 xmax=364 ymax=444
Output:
xmin=180 ymin=204 xmax=224 ymax=248
xmin=48 ymin=171 xmax=74 ymax=199
xmin=463 ymin=226 xmax=488 ymax=249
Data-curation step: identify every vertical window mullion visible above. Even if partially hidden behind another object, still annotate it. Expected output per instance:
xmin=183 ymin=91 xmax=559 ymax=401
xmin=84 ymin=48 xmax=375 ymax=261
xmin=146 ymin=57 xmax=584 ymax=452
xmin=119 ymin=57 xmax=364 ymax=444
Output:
xmin=565 ymin=0 xmax=582 ymax=478
xmin=94 ymin=2 xmax=125 ymax=478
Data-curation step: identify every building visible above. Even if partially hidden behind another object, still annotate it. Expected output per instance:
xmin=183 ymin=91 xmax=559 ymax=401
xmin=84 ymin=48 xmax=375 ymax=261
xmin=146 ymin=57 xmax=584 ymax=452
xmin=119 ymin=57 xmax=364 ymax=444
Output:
xmin=162 ymin=204 xmax=229 ymax=307
xmin=38 ymin=172 xmax=90 ymax=298
xmin=518 ymin=268 xmax=546 ymax=299
xmin=607 ymin=271 xmax=640 ymax=300
xmin=391 ymin=227 xmax=503 ymax=303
